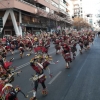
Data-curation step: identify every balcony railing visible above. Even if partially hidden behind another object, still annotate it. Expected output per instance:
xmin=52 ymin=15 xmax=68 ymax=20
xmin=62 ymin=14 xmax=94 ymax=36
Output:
xmin=16 ymin=0 xmax=72 ymax=24
xmin=36 ymin=7 xmax=48 ymax=17
xmin=47 ymin=12 xmax=61 ymax=21
xmin=17 ymin=0 xmax=37 ymax=8
xmin=59 ymin=8 xmax=70 ymax=18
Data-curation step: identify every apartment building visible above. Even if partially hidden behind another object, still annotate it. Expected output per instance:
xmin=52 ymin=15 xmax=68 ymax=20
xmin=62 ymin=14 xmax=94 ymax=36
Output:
xmin=85 ymin=13 xmax=100 ymax=30
xmin=71 ymin=0 xmax=85 ymax=18
xmin=0 ymin=0 xmax=72 ymax=36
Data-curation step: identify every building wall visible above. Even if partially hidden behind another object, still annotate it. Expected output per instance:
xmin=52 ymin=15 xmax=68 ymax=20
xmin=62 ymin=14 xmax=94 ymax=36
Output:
xmin=67 ymin=0 xmax=73 ymax=20
xmin=71 ymin=0 xmax=85 ymax=18
xmin=0 ymin=0 xmax=72 ymax=36
xmin=85 ymin=14 xmax=100 ymax=30
xmin=0 ymin=0 xmax=71 ymax=18
xmin=0 ymin=0 xmax=37 ymax=14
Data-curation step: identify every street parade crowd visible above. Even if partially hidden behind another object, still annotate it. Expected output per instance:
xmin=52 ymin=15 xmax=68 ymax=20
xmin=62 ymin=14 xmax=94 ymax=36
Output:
xmin=0 ymin=29 xmax=96 ymax=100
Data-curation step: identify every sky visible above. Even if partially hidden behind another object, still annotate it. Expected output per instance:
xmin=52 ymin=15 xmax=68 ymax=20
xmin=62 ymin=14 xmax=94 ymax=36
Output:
xmin=83 ymin=0 xmax=100 ymax=14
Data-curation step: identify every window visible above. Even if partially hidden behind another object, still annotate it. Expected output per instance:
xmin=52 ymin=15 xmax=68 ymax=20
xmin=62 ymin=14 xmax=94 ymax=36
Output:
xmin=23 ymin=0 xmax=35 ymax=5
xmin=74 ymin=10 xmax=76 ymax=13
xmin=63 ymin=0 xmax=66 ymax=4
xmin=89 ymin=19 xmax=92 ymax=24
xmin=97 ymin=14 xmax=100 ymax=18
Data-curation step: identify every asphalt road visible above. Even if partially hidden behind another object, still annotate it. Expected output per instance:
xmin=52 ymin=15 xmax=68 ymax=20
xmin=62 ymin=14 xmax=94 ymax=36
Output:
xmin=6 ymin=36 xmax=100 ymax=100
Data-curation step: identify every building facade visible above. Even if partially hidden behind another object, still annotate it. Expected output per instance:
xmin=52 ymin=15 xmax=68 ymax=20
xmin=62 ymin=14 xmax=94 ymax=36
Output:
xmin=86 ymin=14 xmax=100 ymax=31
xmin=0 ymin=0 xmax=72 ymax=36
xmin=71 ymin=0 xmax=85 ymax=18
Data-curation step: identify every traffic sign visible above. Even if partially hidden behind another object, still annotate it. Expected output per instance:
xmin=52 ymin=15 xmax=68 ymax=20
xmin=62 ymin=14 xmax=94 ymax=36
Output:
xmin=0 ymin=18 xmax=3 ymax=28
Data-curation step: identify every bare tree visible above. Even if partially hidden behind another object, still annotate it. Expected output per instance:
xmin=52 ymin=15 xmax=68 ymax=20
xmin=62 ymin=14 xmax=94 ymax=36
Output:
xmin=73 ymin=17 xmax=91 ymax=30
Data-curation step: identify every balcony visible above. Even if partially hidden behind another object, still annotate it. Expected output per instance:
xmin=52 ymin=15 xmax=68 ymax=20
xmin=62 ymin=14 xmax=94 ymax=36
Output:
xmin=0 ymin=0 xmax=38 ymax=14
xmin=0 ymin=0 xmax=72 ymax=24
xmin=17 ymin=0 xmax=37 ymax=9
xmin=47 ymin=12 xmax=60 ymax=21
xmin=60 ymin=1 xmax=66 ymax=8
xmin=36 ymin=7 xmax=48 ymax=17
xmin=59 ymin=9 xmax=67 ymax=15
xmin=23 ymin=1 xmax=72 ymax=24
xmin=59 ymin=8 xmax=70 ymax=17
xmin=36 ymin=7 xmax=60 ymax=21
xmin=36 ymin=0 xmax=50 ymax=8
xmin=66 ymin=1 xmax=69 ymax=6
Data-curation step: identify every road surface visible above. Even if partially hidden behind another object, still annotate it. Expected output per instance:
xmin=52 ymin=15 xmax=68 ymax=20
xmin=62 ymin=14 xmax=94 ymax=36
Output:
xmin=6 ymin=36 xmax=100 ymax=100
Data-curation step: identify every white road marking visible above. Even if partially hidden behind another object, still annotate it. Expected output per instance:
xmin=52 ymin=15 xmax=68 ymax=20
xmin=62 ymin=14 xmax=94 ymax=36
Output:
xmin=15 ymin=62 xmax=30 ymax=71
xmin=48 ymin=71 xmax=62 ymax=84
xmin=76 ymin=55 xmax=89 ymax=78
xmin=15 ymin=51 xmax=55 ymax=71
